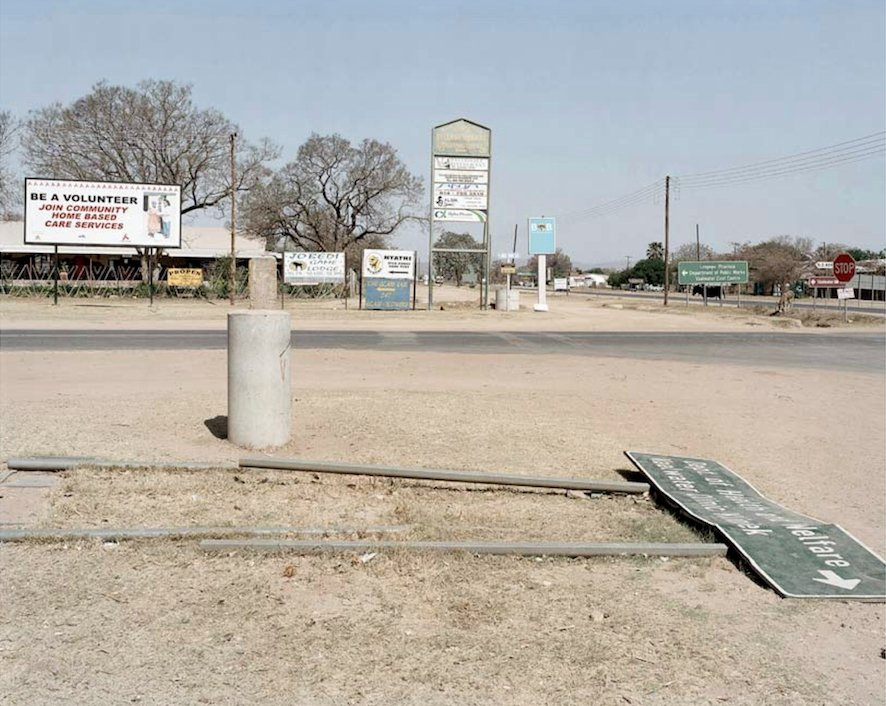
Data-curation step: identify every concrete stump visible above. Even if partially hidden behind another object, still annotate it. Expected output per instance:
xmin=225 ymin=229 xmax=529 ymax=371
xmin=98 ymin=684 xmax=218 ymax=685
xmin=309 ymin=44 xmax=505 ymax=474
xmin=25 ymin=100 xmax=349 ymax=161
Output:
xmin=227 ymin=311 xmax=292 ymax=448
xmin=249 ymin=256 xmax=278 ymax=310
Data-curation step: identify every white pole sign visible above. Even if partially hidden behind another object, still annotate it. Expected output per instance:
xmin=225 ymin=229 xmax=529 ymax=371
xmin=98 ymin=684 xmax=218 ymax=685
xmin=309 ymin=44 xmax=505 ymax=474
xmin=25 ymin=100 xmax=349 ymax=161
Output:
xmin=25 ymin=178 xmax=182 ymax=248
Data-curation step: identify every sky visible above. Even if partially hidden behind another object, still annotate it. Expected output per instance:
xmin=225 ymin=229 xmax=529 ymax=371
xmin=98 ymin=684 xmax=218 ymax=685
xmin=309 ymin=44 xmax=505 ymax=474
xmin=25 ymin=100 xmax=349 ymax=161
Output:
xmin=1 ymin=0 xmax=884 ymax=266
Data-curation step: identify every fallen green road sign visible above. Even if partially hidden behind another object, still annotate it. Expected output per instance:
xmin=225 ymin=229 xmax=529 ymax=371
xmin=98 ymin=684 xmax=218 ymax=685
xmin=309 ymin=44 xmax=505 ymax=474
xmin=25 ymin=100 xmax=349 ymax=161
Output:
xmin=677 ymin=261 xmax=748 ymax=285
xmin=625 ymin=452 xmax=886 ymax=600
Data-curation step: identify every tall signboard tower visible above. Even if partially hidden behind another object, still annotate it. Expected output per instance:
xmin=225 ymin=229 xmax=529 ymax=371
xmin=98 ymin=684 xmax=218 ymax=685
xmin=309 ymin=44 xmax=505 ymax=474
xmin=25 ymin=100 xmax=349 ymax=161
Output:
xmin=429 ymin=119 xmax=491 ymax=310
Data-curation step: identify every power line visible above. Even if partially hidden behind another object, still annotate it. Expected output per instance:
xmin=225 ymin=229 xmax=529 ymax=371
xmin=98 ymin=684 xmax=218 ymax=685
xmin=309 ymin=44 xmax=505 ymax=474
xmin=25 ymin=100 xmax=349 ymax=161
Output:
xmin=676 ymin=132 xmax=885 ymax=189
xmin=558 ymin=180 xmax=663 ymax=223
xmin=677 ymin=145 xmax=884 ymax=192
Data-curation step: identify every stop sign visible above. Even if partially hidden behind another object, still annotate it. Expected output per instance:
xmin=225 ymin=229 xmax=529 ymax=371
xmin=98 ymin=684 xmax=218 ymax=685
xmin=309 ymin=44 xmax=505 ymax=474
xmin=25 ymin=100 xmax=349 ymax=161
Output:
xmin=833 ymin=253 xmax=856 ymax=283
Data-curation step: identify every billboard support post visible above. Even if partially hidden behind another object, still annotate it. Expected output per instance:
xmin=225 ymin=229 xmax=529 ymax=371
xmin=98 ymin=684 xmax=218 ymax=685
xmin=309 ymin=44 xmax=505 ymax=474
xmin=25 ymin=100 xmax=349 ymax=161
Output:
xmin=52 ymin=245 xmax=59 ymax=306
xmin=148 ymin=247 xmax=154 ymax=307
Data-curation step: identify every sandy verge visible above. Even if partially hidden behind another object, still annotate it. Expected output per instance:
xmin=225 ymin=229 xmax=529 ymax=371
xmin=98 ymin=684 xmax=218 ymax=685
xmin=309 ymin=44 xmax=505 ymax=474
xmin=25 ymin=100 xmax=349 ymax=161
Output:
xmin=0 ymin=304 xmax=883 ymax=705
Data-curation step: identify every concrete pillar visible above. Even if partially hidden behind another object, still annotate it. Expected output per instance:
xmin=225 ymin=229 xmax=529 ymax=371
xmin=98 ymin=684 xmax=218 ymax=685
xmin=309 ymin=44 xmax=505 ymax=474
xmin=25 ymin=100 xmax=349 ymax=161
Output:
xmin=249 ymin=256 xmax=278 ymax=310
xmin=227 ymin=311 xmax=292 ymax=448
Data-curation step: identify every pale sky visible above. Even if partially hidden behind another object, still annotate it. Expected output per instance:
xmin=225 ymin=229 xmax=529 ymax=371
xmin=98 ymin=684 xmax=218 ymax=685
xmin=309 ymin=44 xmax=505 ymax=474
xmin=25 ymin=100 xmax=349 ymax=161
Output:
xmin=1 ymin=0 xmax=883 ymax=266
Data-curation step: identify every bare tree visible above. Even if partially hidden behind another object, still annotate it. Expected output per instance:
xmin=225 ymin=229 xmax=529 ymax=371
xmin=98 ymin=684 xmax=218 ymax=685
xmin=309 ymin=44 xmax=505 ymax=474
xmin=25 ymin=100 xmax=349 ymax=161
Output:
xmin=527 ymin=248 xmax=573 ymax=280
xmin=738 ymin=236 xmax=813 ymax=296
xmin=242 ymin=133 xmax=423 ymax=266
xmin=22 ymin=80 xmax=278 ymax=216
xmin=0 ymin=110 xmax=20 ymax=218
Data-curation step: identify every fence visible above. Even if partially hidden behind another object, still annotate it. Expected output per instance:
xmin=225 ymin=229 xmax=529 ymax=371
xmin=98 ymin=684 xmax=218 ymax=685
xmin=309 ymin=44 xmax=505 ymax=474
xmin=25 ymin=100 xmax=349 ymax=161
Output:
xmin=0 ymin=259 xmax=352 ymax=302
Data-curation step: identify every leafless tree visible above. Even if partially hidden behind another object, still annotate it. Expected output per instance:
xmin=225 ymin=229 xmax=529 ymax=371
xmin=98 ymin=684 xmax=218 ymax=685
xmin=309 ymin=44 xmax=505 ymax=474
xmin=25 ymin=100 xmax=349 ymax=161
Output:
xmin=738 ymin=236 xmax=813 ymax=296
xmin=22 ymin=80 xmax=278 ymax=216
xmin=0 ymin=110 xmax=21 ymax=218
xmin=242 ymin=133 xmax=423 ymax=266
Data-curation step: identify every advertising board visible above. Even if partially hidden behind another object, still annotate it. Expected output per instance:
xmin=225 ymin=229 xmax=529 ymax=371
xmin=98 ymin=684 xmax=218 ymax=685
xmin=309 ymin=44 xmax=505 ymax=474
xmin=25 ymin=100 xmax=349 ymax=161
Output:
xmin=433 ymin=183 xmax=488 ymax=210
xmin=432 ymin=208 xmax=486 ymax=223
xmin=362 ymin=249 xmax=415 ymax=280
xmin=528 ymin=217 xmax=556 ymax=255
xmin=25 ymin=178 xmax=181 ymax=248
xmin=284 ymin=252 xmax=345 ymax=284
xmin=167 ymin=268 xmax=203 ymax=287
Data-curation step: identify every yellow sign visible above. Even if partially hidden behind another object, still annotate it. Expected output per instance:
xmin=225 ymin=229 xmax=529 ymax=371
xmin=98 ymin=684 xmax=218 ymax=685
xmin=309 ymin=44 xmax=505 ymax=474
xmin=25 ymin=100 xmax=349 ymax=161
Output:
xmin=167 ymin=268 xmax=203 ymax=287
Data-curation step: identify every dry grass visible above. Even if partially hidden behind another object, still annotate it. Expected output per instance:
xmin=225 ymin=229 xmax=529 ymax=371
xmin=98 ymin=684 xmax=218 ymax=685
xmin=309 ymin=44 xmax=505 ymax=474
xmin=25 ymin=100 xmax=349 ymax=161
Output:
xmin=41 ymin=466 xmax=700 ymax=545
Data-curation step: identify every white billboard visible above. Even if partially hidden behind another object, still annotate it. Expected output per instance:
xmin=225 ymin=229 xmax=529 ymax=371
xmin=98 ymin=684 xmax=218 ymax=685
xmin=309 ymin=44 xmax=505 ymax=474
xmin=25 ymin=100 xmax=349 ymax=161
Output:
xmin=284 ymin=251 xmax=345 ymax=284
xmin=362 ymin=249 xmax=415 ymax=279
xmin=25 ymin=178 xmax=182 ymax=248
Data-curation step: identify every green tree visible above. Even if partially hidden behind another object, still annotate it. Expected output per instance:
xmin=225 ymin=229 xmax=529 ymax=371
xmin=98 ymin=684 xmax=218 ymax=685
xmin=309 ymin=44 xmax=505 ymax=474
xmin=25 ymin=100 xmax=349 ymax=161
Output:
xmin=527 ymin=248 xmax=573 ymax=281
xmin=433 ymin=231 xmax=482 ymax=286
xmin=646 ymin=241 xmax=664 ymax=260
xmin=631 ymin=258 xmax=665 ymax=286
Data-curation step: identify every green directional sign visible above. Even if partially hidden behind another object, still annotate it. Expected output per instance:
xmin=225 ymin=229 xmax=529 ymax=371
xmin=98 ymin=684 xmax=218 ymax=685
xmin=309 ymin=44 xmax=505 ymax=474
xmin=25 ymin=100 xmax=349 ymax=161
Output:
xmin=626 ymin=452 xmax=886 ymax=600
xmin=677 ymin=261 xmax=748 ymax=285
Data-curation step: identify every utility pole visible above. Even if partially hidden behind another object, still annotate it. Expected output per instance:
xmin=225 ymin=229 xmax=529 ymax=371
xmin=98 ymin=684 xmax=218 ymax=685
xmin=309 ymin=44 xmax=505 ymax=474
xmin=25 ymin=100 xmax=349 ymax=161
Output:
xmin=625 ymin=255 xmax=632 ymax=270
xmin=229 ymin=132 xmax=237 ymax=306
xmin=696 ymin=223 xmax=700 ymax=260
xmin=663 ymin=175 xmax=670 ymax=306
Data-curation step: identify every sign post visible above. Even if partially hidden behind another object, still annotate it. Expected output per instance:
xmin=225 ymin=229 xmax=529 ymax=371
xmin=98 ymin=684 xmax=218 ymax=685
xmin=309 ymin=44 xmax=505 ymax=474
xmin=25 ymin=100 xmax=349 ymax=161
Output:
xmin=430 ymin=120 xmax=491 ymax=310
xmin=528 ymin=217 xmax=555 ymax=312
xmin=833 ymin=253 xmax=856 ymax=322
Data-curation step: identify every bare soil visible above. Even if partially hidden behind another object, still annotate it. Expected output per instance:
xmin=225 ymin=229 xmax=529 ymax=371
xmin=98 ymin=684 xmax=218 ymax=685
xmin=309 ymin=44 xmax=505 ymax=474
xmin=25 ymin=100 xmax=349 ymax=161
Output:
xmin=1 ymin=296 xmax=884 ymax=705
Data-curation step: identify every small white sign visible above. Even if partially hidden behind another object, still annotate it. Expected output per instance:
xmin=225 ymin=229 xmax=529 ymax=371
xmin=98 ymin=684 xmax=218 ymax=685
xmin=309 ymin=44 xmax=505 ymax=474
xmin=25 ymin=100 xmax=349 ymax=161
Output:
xmin=836 ymin=287 xmax=856 ymax=300
xmin=433 ymin=183 xmax=488 ymax=209
xmin=433 ymin=208 xmax=486 ymax=222
xmin=553 ymin=278 xmax=569 ymax=292
xmin=362 ymin=249 xmax=415 ymax=279
xmin=433 ymin=156 xmax=489 ymax=171
xmin=433 ymin=169 xmax=488 ymax=184
xmin=815 ymin=261 xmax=834 ymax=270
xmin=284 ymin=251 xmax=345 ymax=284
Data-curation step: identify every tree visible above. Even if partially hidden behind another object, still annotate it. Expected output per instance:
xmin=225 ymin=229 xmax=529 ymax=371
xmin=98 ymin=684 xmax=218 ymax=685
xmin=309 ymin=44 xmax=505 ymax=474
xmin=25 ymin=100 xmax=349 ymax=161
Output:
xmin=631 ymin=258 xmax=665 ymax=286
xmin=242 ymin=133 xmax=423 ymax=268
xmin=646 ymin=241 xmax=664 ymax=260
xmin=22 ymin=80 xmax=277 ymax=216
xmin=738 ymin=236 xmax=813 ymax=295
xmin=434 ymin=231 xmax=482 ymax=286
xmin=0 ymin=110 xmax=20 ymax=218
xmin=527 ymin=248 xmax=573 ymax=281
xmin=672 ymin=242 xmax=716 ymax=263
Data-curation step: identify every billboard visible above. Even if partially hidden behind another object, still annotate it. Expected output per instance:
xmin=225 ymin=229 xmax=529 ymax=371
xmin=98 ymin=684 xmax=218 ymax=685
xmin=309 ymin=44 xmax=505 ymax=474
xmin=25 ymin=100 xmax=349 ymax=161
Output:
xmin=25 ymin=178 xmax=182 ymax=248
xmin=362 ymin=249 xmax=415 ymax=279
xmin=528 ymin=217 xmax=556 ymax=255
xmin=284 ymin=251 xmax=345 ymax=284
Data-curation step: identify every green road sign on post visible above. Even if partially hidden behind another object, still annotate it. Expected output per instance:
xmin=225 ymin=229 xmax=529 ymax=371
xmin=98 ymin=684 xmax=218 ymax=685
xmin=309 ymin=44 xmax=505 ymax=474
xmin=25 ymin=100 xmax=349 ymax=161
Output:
xmin=626 ymin=452 xmax=886 ymax=600
xmin=677 ymin=261 xmax=749 ymax=285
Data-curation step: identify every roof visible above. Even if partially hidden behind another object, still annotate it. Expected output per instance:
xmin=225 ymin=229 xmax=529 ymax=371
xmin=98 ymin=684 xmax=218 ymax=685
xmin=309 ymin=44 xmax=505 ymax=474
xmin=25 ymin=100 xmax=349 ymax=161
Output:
xmin=0 ymin=221 xmax=271 ymax=258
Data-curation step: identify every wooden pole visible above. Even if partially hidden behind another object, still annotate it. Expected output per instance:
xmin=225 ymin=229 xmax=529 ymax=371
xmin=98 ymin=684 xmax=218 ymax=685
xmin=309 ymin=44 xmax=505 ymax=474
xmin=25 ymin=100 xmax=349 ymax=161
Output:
xmin=663 ymin=176 xmax=670 ymax=306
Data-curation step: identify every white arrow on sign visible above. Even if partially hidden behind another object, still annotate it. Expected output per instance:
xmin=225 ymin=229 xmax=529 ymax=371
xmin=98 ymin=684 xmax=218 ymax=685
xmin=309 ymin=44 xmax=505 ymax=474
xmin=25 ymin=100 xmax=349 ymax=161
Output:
xmin=813 ymin=570 xmax=860 ymax=590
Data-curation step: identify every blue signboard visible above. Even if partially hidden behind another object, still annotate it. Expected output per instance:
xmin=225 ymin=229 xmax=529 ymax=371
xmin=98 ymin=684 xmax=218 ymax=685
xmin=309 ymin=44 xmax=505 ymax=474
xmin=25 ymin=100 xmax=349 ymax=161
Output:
xmin=528 ymin=217 xmax=556 ymax=255
xmin=364 ymin=278 xmax=412 ymax=310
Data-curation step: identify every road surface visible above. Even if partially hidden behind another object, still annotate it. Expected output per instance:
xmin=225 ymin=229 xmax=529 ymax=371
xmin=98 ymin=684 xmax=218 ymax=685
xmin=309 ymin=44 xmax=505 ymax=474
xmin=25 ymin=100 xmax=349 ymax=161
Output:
xmin=2 ymin=329 xmax=883 ymax=373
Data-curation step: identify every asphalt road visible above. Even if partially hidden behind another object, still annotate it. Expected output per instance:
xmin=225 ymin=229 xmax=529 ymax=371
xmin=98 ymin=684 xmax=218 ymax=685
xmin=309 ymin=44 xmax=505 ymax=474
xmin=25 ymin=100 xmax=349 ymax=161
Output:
xmin=2 ymin=329 xmax=883 ymax=373
xmin=572 ymin=288 xmax=886 ymax=316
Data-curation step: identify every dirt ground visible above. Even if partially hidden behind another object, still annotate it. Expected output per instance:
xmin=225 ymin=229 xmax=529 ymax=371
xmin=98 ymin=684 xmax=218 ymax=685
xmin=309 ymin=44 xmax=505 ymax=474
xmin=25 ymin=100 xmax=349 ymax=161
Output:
xmin=1 ymin=294 xmax=884 ymax=705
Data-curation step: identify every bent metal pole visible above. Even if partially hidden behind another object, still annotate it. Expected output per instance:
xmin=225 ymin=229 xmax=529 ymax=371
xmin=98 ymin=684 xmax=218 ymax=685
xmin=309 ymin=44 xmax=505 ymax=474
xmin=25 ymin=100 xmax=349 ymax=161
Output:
xmin=239 ymin=457 xmax=649 ymax=494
